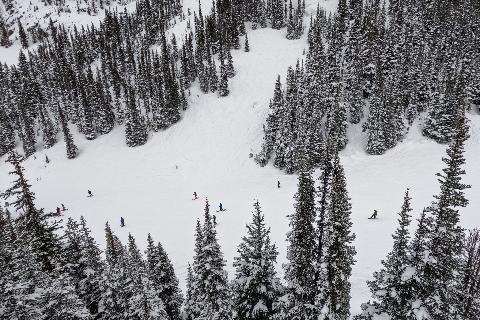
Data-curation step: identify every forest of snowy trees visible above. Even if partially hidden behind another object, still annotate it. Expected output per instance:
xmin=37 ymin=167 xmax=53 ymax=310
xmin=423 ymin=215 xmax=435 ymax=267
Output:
xmin=0 ymin=106 xmax=478 ymax=319
xmin=256 ymin=0 xmax=480 ymax=173
xmin=0 ymin=0 xmax=314 ymax=160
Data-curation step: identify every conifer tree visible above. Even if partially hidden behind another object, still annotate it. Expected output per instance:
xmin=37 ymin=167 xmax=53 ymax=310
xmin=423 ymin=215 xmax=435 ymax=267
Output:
xmin=280 ymin=169 xmax=318 ymax=319
xmin=198 ymin=61 xmax=210 ymax=93
xmin=184 ymin=264 xmax=196 ymax=320
xmin=420 ymin=112 xmax=471 ymax=319
xmin=219 ymin=60 xmax=229 ymax=97
xmin=1 ymin=151 xmax=61 ymax=272
xmin=0 ymin=107 xmax=15 ymax=156
xmin=189 ymin=219 xmax=204 ymax=319
xmin=78 ymin=74 xmax=96 ymax=141
xmin=270 ymin=0 xmax=285 ymax=29
xmin=38 ymin=105 xmax=57 ymax=149
xmin=225 ymin=48 xmax=235 ymax=78
xmin=95 ymin=73 xmax=115 ymax=135
xmin=0 ymin=205 xmax=15 ymax=309
xmin=125 ymin=86 xmax=148 ymax=147
xmin=255 ymin=76 xmax=283 ymax=167
xmin=0 ymin=18 xmax=11 ymax=47
xmin=163 ymin=65 xmax=182 ymax=126
xmin=244 ymin=32 xmax=250 ymax=52
xmin=326 ymin=92 xmax=348 ymax=151
xmin=41 ymin=266 xmax=91 ymax=319
xmin=232 ymin=200 xmax=282 ymax=320
xmin=125 ymin=233 xmax=168 ymax=319
xmin=58 ymin=105 xmax=78 ymax=159
xmin=1 ymin=150 xmax=37 ymax=214
xmin=192 ymin=200 xmax=233 ymax=320
xmin=363 ymin=93 xmax=388 ymax=155
xmin=357 ymin=189 xmax=413 ymax=319
xmin=145 ymin=234 xmax=183 ymax=320
xmin=208 ymin=55 xmax=219 ymax=92
xmin=2 ymin=234 xmax=90 ymax=319
xmin=17 ymin=77 xmax=37 ymax=157
xmin=314 ymin=142 xmax=333 ymax=283
xmin=62 ymin=217 xmax=105 ymax=317
xmin=422 ymin=88 xmax=456 ymax=144
xmin=316 ymin=153 xmax=356 ymax=320
xmin=286 ymin=0 xmax=295 ymax=39
xmin=460 ymin=229 xmax=480 ymax=319
xmin=17 ymin=19 xmax=28 ymax=49
xmin=101 ymin=224 xmax=162 ymax=319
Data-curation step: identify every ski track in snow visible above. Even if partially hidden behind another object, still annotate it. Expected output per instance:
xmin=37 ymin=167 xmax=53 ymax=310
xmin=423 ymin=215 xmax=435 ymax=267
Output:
xmin=0 ymin=0 xmax=479 ymax=316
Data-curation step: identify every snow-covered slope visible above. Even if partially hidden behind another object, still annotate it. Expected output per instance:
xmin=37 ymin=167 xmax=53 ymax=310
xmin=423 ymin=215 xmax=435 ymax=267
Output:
xmin=0 ymin=0 xmax=479 ymax=316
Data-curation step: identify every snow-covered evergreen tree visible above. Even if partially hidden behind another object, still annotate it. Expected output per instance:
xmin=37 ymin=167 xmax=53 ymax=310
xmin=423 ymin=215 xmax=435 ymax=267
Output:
xmin=357 ymin=189 xmax=413 ymax=319
xmin=232 ymin=200 xmax=282 ymax=320
xmin=58 ymin=105 xmax=78 ymax=159
xmin=459 ymin=229 xmax=480 ymax=319
xmin=420 ymin=112 xmax=471 ymax=319
xmin=0 ymin=106 xmax=15 ymax=156
xmin=316 ymin=153 xmax=356 ymax=320
xmin=62 ymin=217 xmax=105 ymax=317
xmin=145 ymin=233 xmax=183 ymax=320
xmin=38 ymin=105 xmax=57 ymax=149
xmin=192 ymin=200 xmax=233 ymax=320
xmin=219 ymin=60 xmax=230 ymax=97
xmin=279 ymin=169 xmax=318 ymax=319
xmin=1 ymin=150 xmax=61 ymax=272
xmin=125 ymin=86 xmax=148 ymax=147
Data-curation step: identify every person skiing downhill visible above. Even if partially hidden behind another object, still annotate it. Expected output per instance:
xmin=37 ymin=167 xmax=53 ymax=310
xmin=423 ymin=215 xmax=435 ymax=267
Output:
xmin=87 ymin=190 xmax=93 ymax=197
xmin=56 ymin=207 xmax=61 ymax=215
xmin=277 ymin=180 xmax=281 ymax=188
xmin=120 ymin=217 xmax=125 ymax=227
xmin=219 ymin=203 xmax=224 ymax=212
xmin=193 ymin=192 xmax=199 ymax=200
xmin=369 ymin=210 xmax=378 ymax=219
xmin=61 ymin=204 xmax=67 ymax=211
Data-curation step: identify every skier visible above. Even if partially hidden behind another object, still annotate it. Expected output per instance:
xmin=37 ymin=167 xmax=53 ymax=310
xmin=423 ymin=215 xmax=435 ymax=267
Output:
xmin=120 ymin=217 xmax=125 ymax=227
xmin=219 ymin=203 xmax=224 ymax=212
xmin=368 ymin=210 xmax=378 ymax=219
xmin=56 ymin=207 xmax=61 ymax=215
xmin=61 ymin=204 xmax=67 ymax=211
xmin=87 ymin=190 xmax=93 ymax=197
xmin=277 ymin=180 xmax=281 ymax=188
xmin=213 ymin=215 xmax=217 ymax=225
xmin=193 ymin=192 xmax=199 ymax=200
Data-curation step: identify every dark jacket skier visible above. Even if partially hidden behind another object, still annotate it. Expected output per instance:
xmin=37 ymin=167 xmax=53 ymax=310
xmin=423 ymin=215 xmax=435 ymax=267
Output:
xmin=369 ymin=210 xmax=378 ymax=219
xmin=120 ymin=217 xmax=125 ymax=227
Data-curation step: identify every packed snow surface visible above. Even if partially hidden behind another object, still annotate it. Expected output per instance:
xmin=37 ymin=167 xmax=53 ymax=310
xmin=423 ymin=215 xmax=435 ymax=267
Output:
xmin=0 ymin=0 xmax=479 ymax=316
